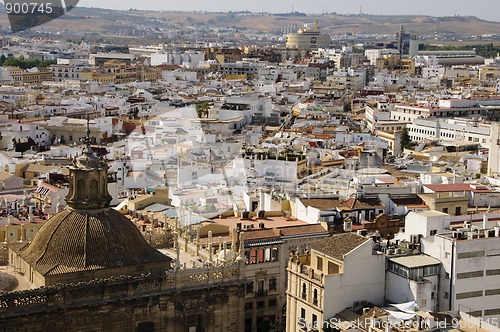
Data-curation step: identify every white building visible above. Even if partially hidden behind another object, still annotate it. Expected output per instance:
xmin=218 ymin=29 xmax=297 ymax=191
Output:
xmin=407 ymin=117 xmax=491 ymax=147
xmin=151 ymin=50 xmax=205 ymax=67
xmin=365 ymin=49 xmax=399 ymax=65
xmin=401 ymin=210 xmax=500 ymax=321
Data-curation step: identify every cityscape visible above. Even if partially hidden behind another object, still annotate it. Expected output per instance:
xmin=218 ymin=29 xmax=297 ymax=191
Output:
xmin=0 ymin=2 xmax=500 ymax=332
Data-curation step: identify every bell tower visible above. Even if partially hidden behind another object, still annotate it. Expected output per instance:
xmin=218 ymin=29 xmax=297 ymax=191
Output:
xmin=66 ymin=119 xmax=112 ymax=210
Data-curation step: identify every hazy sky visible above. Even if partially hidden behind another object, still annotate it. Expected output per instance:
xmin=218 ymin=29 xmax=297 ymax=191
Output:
xmin=79 ymin=0 xmax=500 ymax=22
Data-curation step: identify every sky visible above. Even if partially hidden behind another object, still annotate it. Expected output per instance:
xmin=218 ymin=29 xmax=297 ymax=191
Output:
xmin=79 ymin=0 xmax=500 ymax=22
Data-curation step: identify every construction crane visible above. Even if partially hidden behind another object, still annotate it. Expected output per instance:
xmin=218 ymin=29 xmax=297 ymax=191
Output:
xmin=259 ymin=105 xmax=301 ymax=144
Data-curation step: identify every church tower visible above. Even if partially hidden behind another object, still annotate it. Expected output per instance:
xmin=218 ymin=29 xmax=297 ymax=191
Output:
xmin=8 ymin=119 xmax=171 ymax=287
xmin=65 ymin=121 xmax=112 ymax=210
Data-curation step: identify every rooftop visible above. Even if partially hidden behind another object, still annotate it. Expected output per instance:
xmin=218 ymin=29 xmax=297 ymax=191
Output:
xmin=389 ymin=254 xmax=441 ymax=269
xmin=308 ymin=233 xmax=369 ymax=261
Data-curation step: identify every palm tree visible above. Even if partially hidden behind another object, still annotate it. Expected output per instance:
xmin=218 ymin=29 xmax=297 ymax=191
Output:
xmin=196 ymin=102 xmax=210 ymax=118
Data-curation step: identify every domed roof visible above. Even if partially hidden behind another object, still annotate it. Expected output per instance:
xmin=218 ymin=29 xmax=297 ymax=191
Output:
xmin=217 ymin=249 xmax=235 ymax=262
xmin=16 ymin=208 xmax=171 ymax=276
xmin=0 ymin=272 xmax=19 ymax=292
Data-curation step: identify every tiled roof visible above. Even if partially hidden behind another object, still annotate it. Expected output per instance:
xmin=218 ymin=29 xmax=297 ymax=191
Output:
xmin=278 ymin=224 xmax=328 ymax=237
xmin=308 ymin=233 xmax=369 ymax=261
xmin=13 ymin=208 xmax=171 ymax=276
xmin=424 ymin=183 xmax=492 ymax=193
xmin=243 ymin=228 xmax=280 ymax=241
xmin=391 ymin=196 xmax=427 ymax=206
xmin=342 ymin=197 xmax=385 ymax=210
xmin=300 ymin=198 xmax=343 ymax=210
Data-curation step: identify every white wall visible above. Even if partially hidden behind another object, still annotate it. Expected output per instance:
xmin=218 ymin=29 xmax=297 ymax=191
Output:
xmin=322 ymin=240 xmax=385 ymax=318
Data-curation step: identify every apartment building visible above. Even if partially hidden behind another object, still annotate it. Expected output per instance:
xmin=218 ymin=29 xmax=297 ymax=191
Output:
xmin=422 ymin=225 xmax=500 ymax=320
xmin=407 ymin=117 xmax=491 ymax=147
xmin=286 ymin=233 xmax=385 ymax=332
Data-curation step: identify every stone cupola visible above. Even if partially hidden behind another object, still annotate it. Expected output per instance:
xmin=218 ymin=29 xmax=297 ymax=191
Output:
xmin=65 ymin=119 xmax=112 ymax=210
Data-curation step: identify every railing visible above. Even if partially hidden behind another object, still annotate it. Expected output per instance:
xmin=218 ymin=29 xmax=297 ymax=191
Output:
xmin=0 ymin=263 xmax=242 ymax=317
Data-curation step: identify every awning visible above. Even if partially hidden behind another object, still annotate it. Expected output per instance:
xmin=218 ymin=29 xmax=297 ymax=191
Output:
xmin=244 ymin=239 xmax=284 ymax=248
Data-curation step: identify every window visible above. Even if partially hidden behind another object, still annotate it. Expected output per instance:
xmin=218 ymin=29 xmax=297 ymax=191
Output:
xmin=430 ymin=230 xmax=437 ymax=236
xmin=456 ymin=291 xmax=483 ymax=299
xmin=443 ymin=208 xmax=448 ymax=214
xmin=269 ymin=277 xmax=277 ymax=291
xmin=486 ymin=269 xmax=500 ymax=276
xmin=316 ymin=257 xmax=323 ymax=271
xmin=301 ymin=308 xmax=306 ymax=319
xmin=137 ymin=322 xmax=155 ymax=332
xmin=246 ymin=281 xmax=253 ymax=293
xmin=312 ymin=314 xmax=317 ymax=326
xmin=458 ymin=251 xmax=485 ymax=259
xmin=268 ymin=299 xmax=277 ymax=307
xmin=457 ymin=271 xmax=484 ymax=279
xmin=444 ymin=292 xmax=449 ymax=299
xmin=301 ymin=283 xmax=307 ymax=300
xmin=455 ymin=207 xmax=461 ymax=215
xmin=258 ymin=280 xmax=264 ymax=294
xmin=328 ymin=262 xmax=339 ymax=274
xmin=313 ymin=289 xmax=318 ymax=306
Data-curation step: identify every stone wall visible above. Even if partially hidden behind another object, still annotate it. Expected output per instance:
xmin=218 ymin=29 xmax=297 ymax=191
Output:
xmin=0 ymin=264 xmax=245 ymax=332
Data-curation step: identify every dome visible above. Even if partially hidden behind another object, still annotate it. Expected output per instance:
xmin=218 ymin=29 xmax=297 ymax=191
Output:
xmin=16 ymin=208 xmax=171 ymax=276
xmin=0 ymin=272 xmax=18 ymax=292
xmin=217 ymin=249 xmax=235 ymax=262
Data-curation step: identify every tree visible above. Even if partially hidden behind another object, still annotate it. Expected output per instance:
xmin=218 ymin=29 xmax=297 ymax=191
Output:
xmin=0 ymin=55 xmax=6 ymax=66
xmin=196 ymin=102 xmax=210 ymax=118
xmin=400 ymin=127 xmax=414 ymax=150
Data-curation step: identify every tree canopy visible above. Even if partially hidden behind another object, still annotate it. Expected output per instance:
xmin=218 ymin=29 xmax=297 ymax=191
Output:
xmin=1 ymin=56 xmax=56 ymax=69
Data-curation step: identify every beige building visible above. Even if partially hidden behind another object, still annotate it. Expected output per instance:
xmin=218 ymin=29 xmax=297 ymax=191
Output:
xmin=5 ymin=67 xmax=53 ymax=85
xmin=418 ymin=192 xmax=468 ymax=216
xmin=80 ymin=60 xmax=160 ymax=84
xmin=285 ymin=20 xmax=331 ymax=50
xmin=286 ymin=233 xmax=385 ymax=332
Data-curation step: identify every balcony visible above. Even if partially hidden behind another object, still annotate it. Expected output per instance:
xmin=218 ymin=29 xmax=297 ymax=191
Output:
xmin=313 ymin=298 xmax=318 ymax=306
xmin=301 ymin=292 xmax=307 ymax=300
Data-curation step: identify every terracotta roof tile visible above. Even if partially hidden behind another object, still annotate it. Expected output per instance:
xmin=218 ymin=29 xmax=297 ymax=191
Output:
xmin=308 ymin=233 xmax=369 ymax=261
xmin=13 ymin=209 xmax=171 ymax=276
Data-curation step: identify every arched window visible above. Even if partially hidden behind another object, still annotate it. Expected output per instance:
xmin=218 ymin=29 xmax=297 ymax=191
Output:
xmin=76 ymin=179 xmax=85 ymax=199
xmin=301 ymin=283 xmax=307 ymax=300
xmin=90 ymin=179 xmax=98 ymax=199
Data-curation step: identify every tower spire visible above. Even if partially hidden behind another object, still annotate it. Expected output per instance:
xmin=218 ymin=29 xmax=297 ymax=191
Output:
xmin=65 ymin=116 xmax=112 ymax=211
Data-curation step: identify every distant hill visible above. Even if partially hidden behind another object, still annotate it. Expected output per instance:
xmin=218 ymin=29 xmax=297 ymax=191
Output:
xmin=0 ymin=7 xmax=499 ymax=41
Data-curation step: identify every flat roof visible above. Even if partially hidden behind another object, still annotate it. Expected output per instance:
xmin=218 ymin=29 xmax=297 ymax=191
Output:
xmin=411 ymin=210 xmax=449 ymax=217
xmin=389 ymin=255 xmax=441 ymax=268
